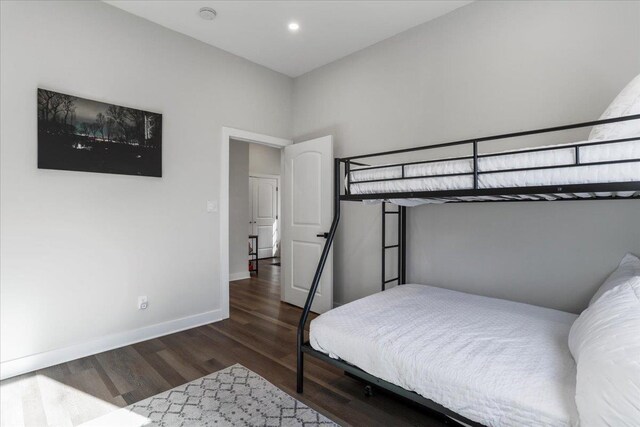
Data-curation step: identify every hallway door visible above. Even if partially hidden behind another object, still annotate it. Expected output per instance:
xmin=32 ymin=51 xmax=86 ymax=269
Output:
xmin=249 ymin=175 xmax=279 ymax=259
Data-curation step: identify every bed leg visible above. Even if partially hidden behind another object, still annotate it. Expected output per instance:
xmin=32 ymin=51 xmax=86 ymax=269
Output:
xmin=296 ymin=349 xmax=304 ymax=393
xmin=364 ymin=384 xmax=374 ymax=397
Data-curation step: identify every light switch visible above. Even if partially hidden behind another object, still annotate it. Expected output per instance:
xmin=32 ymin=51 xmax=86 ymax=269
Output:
xmin=207 ymin=200 xmax=218 ymax=213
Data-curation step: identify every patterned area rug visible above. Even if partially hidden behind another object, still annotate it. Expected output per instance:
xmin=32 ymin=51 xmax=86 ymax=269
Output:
xmin=82 ymin=364 xmax=337 ymax=427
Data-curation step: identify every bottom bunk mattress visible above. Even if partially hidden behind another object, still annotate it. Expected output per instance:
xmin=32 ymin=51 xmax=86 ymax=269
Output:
xmin=309 ymin=284 xmax=579 ymax=426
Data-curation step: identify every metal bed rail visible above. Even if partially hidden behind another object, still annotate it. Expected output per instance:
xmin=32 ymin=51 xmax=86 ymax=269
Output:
xmin=341 ymin=114 xmax=640 ymax=201
xmin=302 ymin=344 xmax=482 ymax=426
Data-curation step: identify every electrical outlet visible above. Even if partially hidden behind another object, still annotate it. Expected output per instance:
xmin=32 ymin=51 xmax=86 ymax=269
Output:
xmin=138 ymin=296 xmax=148 ymax=310
xmin=206 ymin=200 xmax=218 ymax=213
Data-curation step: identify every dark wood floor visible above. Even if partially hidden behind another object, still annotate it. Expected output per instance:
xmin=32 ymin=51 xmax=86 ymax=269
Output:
xmin=1 ymin=259 xmax=450 ymax=426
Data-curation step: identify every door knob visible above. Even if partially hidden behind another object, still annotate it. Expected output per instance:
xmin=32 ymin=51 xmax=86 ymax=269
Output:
xmin=316 ymin=232 xmax=330 ymax=238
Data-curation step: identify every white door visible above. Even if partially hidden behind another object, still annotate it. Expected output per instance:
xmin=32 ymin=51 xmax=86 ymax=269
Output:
xmin=250 ymin=176 xmax=279 ymax=259
xmin=282 ymin=136 xmax=333 ymax=313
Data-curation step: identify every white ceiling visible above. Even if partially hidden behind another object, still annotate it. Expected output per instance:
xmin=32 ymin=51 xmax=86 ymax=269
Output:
xmin=104 ymin=1 xmax=471 ymax=77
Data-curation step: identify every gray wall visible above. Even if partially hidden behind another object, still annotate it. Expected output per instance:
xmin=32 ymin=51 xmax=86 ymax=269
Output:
xmin=249 ymin=143 xmax=281 ymax=176
xmin=292 ymin=0 xmax=640 ymax=313
xmin=229 ymin=140 xmax=250 ymax=279
xmin=0 ymin=1 xmax=292 ymax=365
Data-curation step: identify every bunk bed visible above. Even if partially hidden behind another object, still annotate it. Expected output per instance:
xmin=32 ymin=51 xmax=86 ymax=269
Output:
xmin=295 ymin=114 xmax=640 ymax=427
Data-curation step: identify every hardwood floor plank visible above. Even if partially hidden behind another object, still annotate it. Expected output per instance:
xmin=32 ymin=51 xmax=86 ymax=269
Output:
xmin=94 ymin=346 xmax=171 ymax=397
xmin=231 ymin=304 xmax=297 ymax=331
xmin=138 ymin=351 xmax=187 ymax=388
xmin=131 ymin=338 xmax=166 ymax=355
xmin=65 ymin=368 xmax=123 ymax=407
xmin=88 ymin=356 xmax=120 ymax=399
xmin=65 ymin=358 xmax=94 ymax=375
xmin=156 ymin=348 xmax=209 ymax=382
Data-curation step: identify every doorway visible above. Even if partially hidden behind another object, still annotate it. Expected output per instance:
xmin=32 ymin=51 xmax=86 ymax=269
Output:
xmin=229 ymin=141 xmax=282 ymax=280
xmin=220 ymin=128 xmax=334 ymax=320
xmin=220 ymin=128 xmax=291 ymax=319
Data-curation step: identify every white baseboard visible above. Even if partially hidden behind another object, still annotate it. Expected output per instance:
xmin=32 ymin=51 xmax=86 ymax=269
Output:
xmin=229 ymin=271 xmax=250 ymax=281
xmin=0 ymin=309 xmax=226 ymax=380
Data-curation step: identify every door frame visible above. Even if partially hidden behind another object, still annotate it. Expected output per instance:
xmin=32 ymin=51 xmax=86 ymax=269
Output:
xmin=220 ymin=127 xmax=291 ymax=319
xmin=249 ymin=173 xmax=281 ymax=259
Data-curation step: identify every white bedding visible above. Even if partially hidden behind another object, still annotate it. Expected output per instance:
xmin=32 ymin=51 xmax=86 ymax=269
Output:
xmin=348 ymin=139 xmax=640 ymax=205
xmin=310 ymin=284 xmax=579 ymax=426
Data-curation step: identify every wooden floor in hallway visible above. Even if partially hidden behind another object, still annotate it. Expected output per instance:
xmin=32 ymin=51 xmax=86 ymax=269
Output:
xmin=1 ymin=259 xmax=451 ymax=426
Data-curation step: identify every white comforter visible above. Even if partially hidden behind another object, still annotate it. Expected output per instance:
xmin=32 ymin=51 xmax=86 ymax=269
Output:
xmin=310 ymin=284 xmax=579 ymax=426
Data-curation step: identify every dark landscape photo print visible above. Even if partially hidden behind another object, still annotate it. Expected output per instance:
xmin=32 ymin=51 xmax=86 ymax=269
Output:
xmin=37 ymin=89 xmax=162 ymax=177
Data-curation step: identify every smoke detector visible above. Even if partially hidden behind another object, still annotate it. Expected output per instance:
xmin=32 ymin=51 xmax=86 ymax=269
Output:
xmin=198 ymin=7 xmax=217 ymax=21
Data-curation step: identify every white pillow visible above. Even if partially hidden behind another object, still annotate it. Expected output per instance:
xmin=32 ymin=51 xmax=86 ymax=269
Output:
xmin=589 ymin=253 xmax=640 ymax=306
xmin=589 ymin=73 xmax=640 ymax=141
xmin=568 ymin=277 xmax=640 ymax=426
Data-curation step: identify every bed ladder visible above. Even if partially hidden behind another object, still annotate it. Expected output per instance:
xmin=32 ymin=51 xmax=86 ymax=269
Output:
xmin=381 ymin=203 xmax=406 ymax=290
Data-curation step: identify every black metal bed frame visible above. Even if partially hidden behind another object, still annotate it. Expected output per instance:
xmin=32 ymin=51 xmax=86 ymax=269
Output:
xmin=296 ymin=114 xmax=640 ymax=426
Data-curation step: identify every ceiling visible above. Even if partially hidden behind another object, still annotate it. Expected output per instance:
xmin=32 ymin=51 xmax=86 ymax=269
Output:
xmin=104 ymin=1 xmax=471 ymax=77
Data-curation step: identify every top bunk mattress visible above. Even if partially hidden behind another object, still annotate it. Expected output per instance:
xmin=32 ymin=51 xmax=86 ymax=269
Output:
xmin=348 ymin=139 xmax=640 ymax=204
xmin=310 ymin=284 xmax=579 ymax=427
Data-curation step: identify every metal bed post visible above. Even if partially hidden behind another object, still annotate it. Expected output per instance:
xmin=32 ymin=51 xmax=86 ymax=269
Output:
xmin=345 ymin=160 xmax=351 ymax=195
xmin=401 ymin=206 xmax=406 ymax=284
xmin=381 ymin=202 xmax=386 ymax=291
xmin=296 ymin=157 xmax=342 ymax=394
xmin=473 ymin=140 xmax=478 ymax=190
xmin=397 ymin=203 xmax=402 ymax=285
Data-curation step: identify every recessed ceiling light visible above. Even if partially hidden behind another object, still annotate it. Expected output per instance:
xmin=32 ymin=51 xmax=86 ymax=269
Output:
xmin=198 ymin=7 xmax=217 ymax=21
xmin=288 ymin=22 xmax=300 ymax=32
